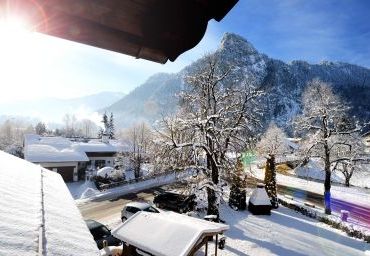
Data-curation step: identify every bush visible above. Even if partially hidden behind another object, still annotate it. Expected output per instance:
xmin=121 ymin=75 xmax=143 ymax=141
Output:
xmin=276 ymin=164 xmax=292 ymax=174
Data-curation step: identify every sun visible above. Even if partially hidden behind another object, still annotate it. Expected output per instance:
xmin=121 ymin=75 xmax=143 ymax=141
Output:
xmin=0 ymin=16 xmax=44 ymax=101
xmin=0 ymin=16 xmax=32 ymax=58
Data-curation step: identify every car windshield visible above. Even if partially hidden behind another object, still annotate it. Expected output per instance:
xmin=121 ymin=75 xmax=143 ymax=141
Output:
xmin=91 ymin=226 xmax=111 ymax=240
xmin=144 ymin=206 xmax=159 ymax=213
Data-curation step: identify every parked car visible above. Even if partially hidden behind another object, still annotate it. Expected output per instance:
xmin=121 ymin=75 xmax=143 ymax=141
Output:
xmin=121 ymin=202 xmax=159 ymax=222
xmin=85 ymin=219 xmax=122 ymax=249
xmin=153 ymin=191 xmax=196 ymax=213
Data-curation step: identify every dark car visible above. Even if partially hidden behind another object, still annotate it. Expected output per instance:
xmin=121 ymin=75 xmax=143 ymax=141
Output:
xmin=85 ymin=219 xmax=122 ymax=249
xmin=153 ymin=192 xmax=196 ymax=213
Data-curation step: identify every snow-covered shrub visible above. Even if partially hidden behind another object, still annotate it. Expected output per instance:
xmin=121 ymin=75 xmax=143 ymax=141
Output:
xmin=228 ymin=159 xmax=247 ymax=210
xmin=97 ymin=167 xmax=125 ymax=181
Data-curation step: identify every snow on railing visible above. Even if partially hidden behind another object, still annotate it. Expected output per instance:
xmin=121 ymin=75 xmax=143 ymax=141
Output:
xmin=98 ymin=169 xmax=192 ymax=191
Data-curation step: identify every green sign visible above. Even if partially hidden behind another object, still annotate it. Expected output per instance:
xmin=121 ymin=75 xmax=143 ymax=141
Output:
xmin=241 ymin=151 xmax=256 ymax=166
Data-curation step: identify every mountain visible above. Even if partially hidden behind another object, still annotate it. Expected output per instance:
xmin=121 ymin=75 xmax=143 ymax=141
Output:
xmin=0 ymin=91 xmax=125 ymax=124
xmin=105 ymin=33 xmax=370 ymax=130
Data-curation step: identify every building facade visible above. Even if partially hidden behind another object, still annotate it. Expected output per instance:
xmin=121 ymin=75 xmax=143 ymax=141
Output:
xmin=24 ymin=134 xmax=124 ymax=182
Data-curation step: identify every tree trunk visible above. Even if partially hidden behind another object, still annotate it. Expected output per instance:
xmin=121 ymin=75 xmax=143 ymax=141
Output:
xmin=345 ymin=177 xmax=350 ymax=187
xmin=343 ymin=164 xmax=352 ymax=187
xmin=324 ymin=145 xmax=331 ymax=214
xmin=206 ymin=154 xmax=219 ymax=217
xmin=207 ymin=187 xmax=219 ymax=216
xmin=264 ymin=155 xmax=278 ymax=208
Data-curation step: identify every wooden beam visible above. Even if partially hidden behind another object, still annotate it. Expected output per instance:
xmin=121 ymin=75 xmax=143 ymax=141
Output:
xmin=39 ymin=0 xmax=148 ymax=37
xmin=0 ymin=0 xmax=238 ymax=63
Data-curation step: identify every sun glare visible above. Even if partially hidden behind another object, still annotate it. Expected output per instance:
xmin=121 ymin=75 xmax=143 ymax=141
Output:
xmin=0 ymin=16 xmax=43 ymax=101
xmin=0 ymin=16 xmax=30 ymax=47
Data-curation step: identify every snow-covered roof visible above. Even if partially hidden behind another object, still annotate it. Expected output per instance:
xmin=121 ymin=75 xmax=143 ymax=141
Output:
xmin=0 ymin=151 xmax=99 ymax=255
xmin=24 ymin=134 xmax=126 ymax=163
xmin=25 ymin=144 xmax=89 ymax=163
xmin=112 ymin=211 xmax=229 ymax=256
xmin=249 ymin=187 xmax=272 ymax=206
xmin=24 ymin=134 xmax=72 ymax=149
xmin=72 ymin=141 xmax=118 ymax=153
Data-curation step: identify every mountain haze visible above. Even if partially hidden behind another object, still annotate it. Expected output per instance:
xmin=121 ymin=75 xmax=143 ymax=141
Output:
xmin=106 ymin=33 xmax=370 ymax=129
xmin=0 ymin=91 xmax=125 ymax=124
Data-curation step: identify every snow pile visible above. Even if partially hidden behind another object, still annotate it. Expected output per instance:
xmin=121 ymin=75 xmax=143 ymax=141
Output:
xmin=66 ymin=180 xmax=98 ymax=199
xmin=249 ymin=186 xmax=271 ymax=205
xmin=97 ymin=167 xmax=123 ymax=180
xmin=81 ymin=187 xmax=99 ymax=199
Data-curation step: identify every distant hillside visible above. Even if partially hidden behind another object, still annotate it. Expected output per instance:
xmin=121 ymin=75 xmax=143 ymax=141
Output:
xmin=0 ymin=91 xmax=125 ymax=123
xmin=106 ymin=33 xmax=370 ymax=129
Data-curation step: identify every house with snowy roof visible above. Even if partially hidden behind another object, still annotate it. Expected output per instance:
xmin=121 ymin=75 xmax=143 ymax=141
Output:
xmin=0 ymin=150 xmax=100 ymax=255
xmin=24 ymin=134 xmax=126 ymax=182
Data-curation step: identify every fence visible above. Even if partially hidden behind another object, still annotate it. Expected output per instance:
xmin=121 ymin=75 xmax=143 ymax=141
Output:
xmin=97 ymin=170 xmax=191 ymax=191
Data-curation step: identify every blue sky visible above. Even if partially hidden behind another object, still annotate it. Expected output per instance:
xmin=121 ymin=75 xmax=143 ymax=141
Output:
xmin=0 ymin=0 xmax=369 ymax=103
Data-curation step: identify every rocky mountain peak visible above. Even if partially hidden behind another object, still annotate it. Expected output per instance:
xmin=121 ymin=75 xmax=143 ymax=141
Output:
xmin=219 ymin=32 xmax=258 ymax=55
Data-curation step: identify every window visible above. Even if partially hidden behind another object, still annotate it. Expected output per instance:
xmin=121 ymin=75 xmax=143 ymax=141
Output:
xmin=95 ymin=160 xmax=106 ymax=168
xmin=126 ymin=206 xmax=141 ymax=214
xmin=144 ymin=207 xmax=159 ymax=213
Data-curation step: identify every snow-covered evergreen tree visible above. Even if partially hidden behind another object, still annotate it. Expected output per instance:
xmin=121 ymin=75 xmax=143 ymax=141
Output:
xmin=228 ymin=158 xmax=247 ymax=210
xmin=102 ymin=112 xmax=109 ymax=131
xmin=108 ymin=113 xmax=115 ymax=139
xmin=35 ymin=122 xmax=47 ymax=135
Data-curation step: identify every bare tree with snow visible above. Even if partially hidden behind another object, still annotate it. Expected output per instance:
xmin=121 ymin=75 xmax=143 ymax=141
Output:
xmin=331 ymin=133 xmax=367 ymax=187
xmin=80 ymin=119 xmax=95 ymax=138
xmin=294 ymin=79 xmax=367 ymax=214
xmin=256 ymin=122 xmax=288 ymax=208
xmin=154 ymin=55 xmax=263 ymax=216
xmin=121 ymin=122 xmax=153 ymax=179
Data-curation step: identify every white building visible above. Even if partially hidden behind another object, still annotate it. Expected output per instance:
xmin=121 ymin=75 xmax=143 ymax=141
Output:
xmin=0 ymin=151 xmax=100 ymax=255
xmin=24 ymin=134 xmax=125 ymax=182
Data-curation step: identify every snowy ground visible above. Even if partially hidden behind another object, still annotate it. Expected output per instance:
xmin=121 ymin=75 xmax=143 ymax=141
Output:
xmin=214 ymin=204 xmax=369 ymax=256
xmin=89 ymin=178 xmax=370 ymax=256
xmin=101 ymin=201 xmax=369 ymax=256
